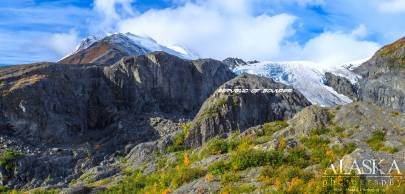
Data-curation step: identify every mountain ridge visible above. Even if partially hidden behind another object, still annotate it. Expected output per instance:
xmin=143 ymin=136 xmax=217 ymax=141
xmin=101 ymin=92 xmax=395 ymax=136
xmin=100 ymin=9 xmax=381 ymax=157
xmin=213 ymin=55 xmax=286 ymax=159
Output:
xmin=59 ymin=33 xmax=197 ymax=65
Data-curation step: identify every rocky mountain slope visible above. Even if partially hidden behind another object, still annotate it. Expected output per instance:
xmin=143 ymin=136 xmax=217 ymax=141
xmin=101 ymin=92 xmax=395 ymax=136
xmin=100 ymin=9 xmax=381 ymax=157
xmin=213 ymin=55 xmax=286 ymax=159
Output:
xmin=324 ymin=72 xmax=358 ymax=100
xmin=0 ymin=52 xmax=234 ymax=190
xmin=354 ymin=37 xmax=405 ymax=112
xmin=186 ymin=74 xmax=311 ymax=146
xmin=59 ymin=101 xmax=404 ymax=193
xmin=59 ymin=33 xmax=196 ymax=65
xmin=0 ymin=34 xmax=404 ymax=194
xmin=325 ymin=36 xmax=405 ymax=112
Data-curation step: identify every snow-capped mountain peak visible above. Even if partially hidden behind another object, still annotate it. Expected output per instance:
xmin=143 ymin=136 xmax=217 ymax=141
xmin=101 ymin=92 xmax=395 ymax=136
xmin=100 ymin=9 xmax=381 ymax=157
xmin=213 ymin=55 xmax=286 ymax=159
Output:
xmin=61 ymin=32 xmax=198 ymax=64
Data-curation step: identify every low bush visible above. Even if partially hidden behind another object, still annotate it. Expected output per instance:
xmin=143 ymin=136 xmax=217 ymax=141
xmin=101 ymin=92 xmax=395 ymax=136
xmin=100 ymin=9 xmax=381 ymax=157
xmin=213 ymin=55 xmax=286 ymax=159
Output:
xmin=309 ymin=128 xmax=330 ymax=136
xmin=166 ymin=131 xmax=189 ymax=153
xmin=262 ymin=121 xmax=288 ymax=136
xmin=204 ymin=138 xmax=239 ymax=155
xmin=230 ymin=150 xmax=283 ymax=171
xmin=220 ymin=171 xmax=241 ymax=184
xmin=220 ymin=183 xmax=255 ymax=194
xmin=301 ymin=135 xmax=330 ymax=149
xmin=284 ymin=147 xmax=310 ymax=168
xmin=366 ymin=130 xmax=397 ymax=153
xmin=208 ymin=160 xmax=229 ymax=175
xmin=0 ymin=150 xmax=22 ymax=171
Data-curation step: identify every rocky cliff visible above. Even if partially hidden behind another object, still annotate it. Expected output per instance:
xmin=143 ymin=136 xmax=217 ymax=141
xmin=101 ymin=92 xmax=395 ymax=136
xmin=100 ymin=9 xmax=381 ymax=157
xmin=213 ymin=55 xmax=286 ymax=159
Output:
xmin=186 ymin=74 xmax=311 ymax=146
xmin=0 ymin=52 xmax=235 ymax=189
xmin=354 ymin=36 xmax=405 ymax=112
xmin=324 ymin=72 xmax=358 ymax=100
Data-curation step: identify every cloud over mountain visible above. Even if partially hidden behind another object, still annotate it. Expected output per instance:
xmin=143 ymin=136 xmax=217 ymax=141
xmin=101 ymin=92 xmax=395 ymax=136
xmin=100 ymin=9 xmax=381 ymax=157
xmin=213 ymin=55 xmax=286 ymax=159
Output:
xmin=90 ymin=0 xmax=380 ymax=65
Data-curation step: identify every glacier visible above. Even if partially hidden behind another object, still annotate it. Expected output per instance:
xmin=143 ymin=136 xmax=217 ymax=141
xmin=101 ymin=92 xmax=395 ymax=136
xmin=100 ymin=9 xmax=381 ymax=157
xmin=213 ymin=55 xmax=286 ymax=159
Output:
xmin=233 ymin=60 xmax=363 ymax=107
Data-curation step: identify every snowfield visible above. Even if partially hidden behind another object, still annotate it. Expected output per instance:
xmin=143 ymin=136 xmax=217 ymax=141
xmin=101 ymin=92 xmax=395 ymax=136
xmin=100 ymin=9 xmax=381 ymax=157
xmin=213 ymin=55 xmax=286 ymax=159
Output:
xmin=233 ymin=60 xmax=364 ymax=107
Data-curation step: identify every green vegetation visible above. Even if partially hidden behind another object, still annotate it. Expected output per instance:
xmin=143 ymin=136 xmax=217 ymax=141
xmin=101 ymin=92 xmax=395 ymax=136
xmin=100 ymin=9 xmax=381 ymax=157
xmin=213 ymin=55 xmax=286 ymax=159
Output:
xmin=367 ymin=130 xmax=398 ymax=153
xmin=301 ymin=135 xmax=330 ymax=149
xmin=262 ymin=120 xmax=288 ymax=136
xmin=166 ymin=123 xmax=192 ymax=153
xmin=0 ymin=186 xmax=59 ymax=194
xmin=229 ymin=150 xmax=283 ymax=171
xmin=81 ymin=121 xmax=405 ymax=193
xmin=309 ymin=127 xmax=330 ymax=136
xmin=231 ymin=93 xmax=239 ymax=108
xmin=220 ymin=183 xmax=255 ymax=194
xmin=201 ymin=97 xmax=227 ymax=118
xmin=327 ymin=110 xmax=336 ymax=122
xmin=201 ymin=138 xmax=239 ymax=156
xmin=208 ymin=160 xmax=229 ymax=175
xmin=193 ymin=97 xmax=229 ymax=127
xmin=220 ymin=171 xmax=241 ymax=184
xmin=0 ymin=150 xmax=22 ymax=171
xmin=100 ymin=153 xmax=204 ymax=193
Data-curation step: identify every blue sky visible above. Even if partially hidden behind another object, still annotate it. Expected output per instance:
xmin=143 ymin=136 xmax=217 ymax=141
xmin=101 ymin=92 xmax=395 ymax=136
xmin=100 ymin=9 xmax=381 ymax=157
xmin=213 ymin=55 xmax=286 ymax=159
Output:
xmin=1 ymin=0 xmax=405 ymax=65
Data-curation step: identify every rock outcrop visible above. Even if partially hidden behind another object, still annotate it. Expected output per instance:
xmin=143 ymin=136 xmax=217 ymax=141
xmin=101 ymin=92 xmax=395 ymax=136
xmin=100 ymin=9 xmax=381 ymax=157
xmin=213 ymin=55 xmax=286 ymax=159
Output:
xmin=0 ymin=52 xmax=235 ymax=188
xmin=324 ymin=72 xmax=358 ymax=100
xmin=186 ymin=74 xmax=311 ymax=146
xmin=222 ymin=58 xmax=247 ymax=69
xmin=275 ymin=102 xmax=405 ymax=142
xmin=354 ymin=36 xmax=405 ymax=112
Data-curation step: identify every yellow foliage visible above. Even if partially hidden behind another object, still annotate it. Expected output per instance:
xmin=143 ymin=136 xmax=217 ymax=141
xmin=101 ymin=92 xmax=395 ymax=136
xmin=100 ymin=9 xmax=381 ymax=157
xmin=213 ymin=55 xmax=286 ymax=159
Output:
xmin=9 ymin=74 xmax=46 ymax=92
xmin=152 ymin=182 xmax=159 ymax=194
xmin=278 ymin=137 xmax=286 ymax=149
xmin=259 ymin=175 xmax=274 ymax=186
xmin=183 ymin=153 xmax=190 ymax=166
xmin=205 ymin=173 xmax=214 ymax=182
xmin=236 ymin=136 xmax=254 ymax=152
xmin=274 ymin=179 xmax=283 ymax=189
xmin=286 ymin=178 xmax=304 ymax=193
xmin=326 ymin=149 xmax=334 ymax=159
xmin=161 ymin=188 xmax=171 ymax=194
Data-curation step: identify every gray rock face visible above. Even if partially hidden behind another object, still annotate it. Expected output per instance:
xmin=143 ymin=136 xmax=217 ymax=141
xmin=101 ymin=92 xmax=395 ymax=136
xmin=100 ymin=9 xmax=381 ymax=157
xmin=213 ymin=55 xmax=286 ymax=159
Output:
xmin=173 ymin=177 xmax=222 ymax=194
xmin=104 ymin=53 xmax=235 ymax=114
xmin=357 ymin=75 xmax=405 ymax=112
xmin=186 ymin=74 xmax=311 ymax=146
xmin=222 ymin=57 xmax=247 ymax=69
xmin=0 ymin=52 xmax=235 ymax=189
xmin=353 ymin=37 xmax=405 ymax=112
xmin=324 ymin=72 xmax=358 ymax=100
xmin=276 ymin=102 xmax=405 ymax=142
xmin=0 ymin=52 xmax=234 ymax=146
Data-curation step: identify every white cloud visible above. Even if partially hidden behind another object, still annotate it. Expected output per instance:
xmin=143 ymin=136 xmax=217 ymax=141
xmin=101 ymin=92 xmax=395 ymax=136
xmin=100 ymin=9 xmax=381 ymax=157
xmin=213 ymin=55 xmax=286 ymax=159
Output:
xmin=93 ymin=0 xmax=135 ymax=32
xmin=350 ymin=24 xmax=368 ymax=38
xmin=299 ymin=26 xmax=380 ymax=66
xmin=117 ymin=1 xmax=296 ymax=60
xmin=378 ymin=0 xmax=405 ymax=13
xmin=114 ymin=1 xmax=380 ymax=65
xmin=47 ymin=30 xmax=80 ymax=57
